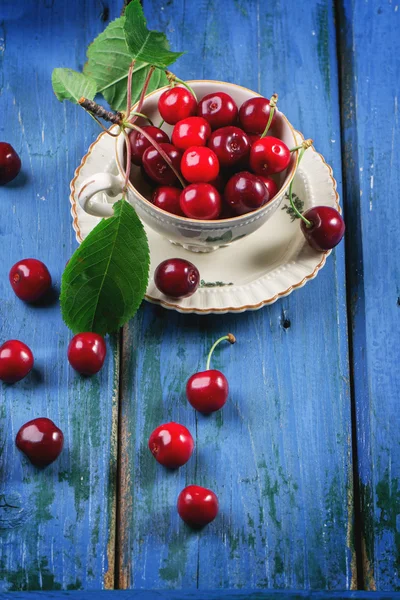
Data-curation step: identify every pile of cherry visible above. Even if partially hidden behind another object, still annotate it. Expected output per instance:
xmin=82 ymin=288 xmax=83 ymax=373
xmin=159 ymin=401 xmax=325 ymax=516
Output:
xmin=130 ymin=88 xmax=288 ymax=219
xmin=0 ymin=254 xmax=229 ymax=527
xmin=129 ymin=86 xmax=345 ymax=254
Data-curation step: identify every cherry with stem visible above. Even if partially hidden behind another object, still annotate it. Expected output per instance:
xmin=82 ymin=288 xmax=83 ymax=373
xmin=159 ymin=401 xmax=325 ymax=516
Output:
xmin=260 ymin=93 xmax=278 ymax=138
xmin=124 ymin=122 xmax=186 ymax=188
xmin=165 ymin=70 xmax=198 ymax=102
xmin=186 ymin=333 xmax=236 ymax=414
xmin=287 ymin=139 xmax=345 ymax=251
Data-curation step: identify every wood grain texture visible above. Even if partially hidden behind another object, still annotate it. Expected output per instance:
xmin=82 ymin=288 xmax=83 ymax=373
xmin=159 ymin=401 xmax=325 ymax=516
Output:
xmin=337 ymin=0 xmax=400 ymax=591
xmin=118 ymin=0 xmax=353 ymax=591
xmin=0 ymin=0 xmax=121 ymax=591
xmin=0 ymin=591 xmax=396 ymax=600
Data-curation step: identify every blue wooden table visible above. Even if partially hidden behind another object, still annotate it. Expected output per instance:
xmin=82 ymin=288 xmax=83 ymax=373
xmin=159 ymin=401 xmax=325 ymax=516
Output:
xmin=0 ymin=0 xmax=399 ymax=596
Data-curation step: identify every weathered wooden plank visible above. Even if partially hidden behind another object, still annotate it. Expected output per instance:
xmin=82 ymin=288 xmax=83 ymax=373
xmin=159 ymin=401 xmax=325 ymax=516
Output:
xmin=0 ymin=0 xmax=121 ymax=591
xmin=118 ymin=0 xmax=353 ymax=591
xmin=0 ymin=590 xmax=396 ymax=600
xmin=336 ymin=0 xmax=400 ymax=591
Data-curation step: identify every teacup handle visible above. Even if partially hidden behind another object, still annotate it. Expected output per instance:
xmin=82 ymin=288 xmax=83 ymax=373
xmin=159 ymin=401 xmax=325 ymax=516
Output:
xmin=77 ymin=172 xmax=124 ymax=218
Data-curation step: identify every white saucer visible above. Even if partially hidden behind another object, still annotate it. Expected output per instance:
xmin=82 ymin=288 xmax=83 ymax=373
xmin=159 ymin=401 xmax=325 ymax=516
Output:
xmin=70 ymin=130 xmax=340 ymax=314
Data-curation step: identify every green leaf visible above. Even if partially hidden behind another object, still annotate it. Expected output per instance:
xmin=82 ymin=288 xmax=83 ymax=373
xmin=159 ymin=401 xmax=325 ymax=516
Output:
xmin=84 ymin=17 xmax=168 ymax=111
xmin=61 ymin=200 xmax=149 ymax=335
xmin=52 ymin=68 xmax=97 ymax=103
xmin=124 ymin=0 xmax=184 ymax=68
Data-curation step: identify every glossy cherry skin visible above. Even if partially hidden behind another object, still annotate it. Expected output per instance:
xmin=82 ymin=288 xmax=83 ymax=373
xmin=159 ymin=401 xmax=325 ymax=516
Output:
xmin=250 ymin=137 xmax=290 ymax=176
xmin=0 ymin=340 xmax=34 ymax=383
xmin=158 ymin=87 xmax=197 ymax=125
xmin=224 ymin=171 xmax=269 ymax=215
xmin=152 ymin=186 xmax=184 ymax=216
xmin=186 ymin=369 xmax=228 ymax=413
xmin=142 ymin=143 xmax=182 ymax=185
xmin=258 ymin=175 xmax=279 ymax=199
xmin=197 ymin=92 xmax=238 ymax=130
xmin=181 ymin=147 xmax=219 ymax=183
xmin=129 ymin=126 xmax=169 ymax=166
xmin=67 ymin=333 xmax=107 ymax=375
xmin=239 ymin=97 xmax=276 ymax=134
xmin=301 ymin=206 xmax=345 ymax=251
xmin=9 ymin=258 xmax=52 ymax=302
xmin=155 ymin=258 xmax=200 ymax=299
xmin=16 ymin=418 xmax=64 ymax=467
xmin=0 ymin=142 xmax=21 ymax=185
xmin=207 ymin=126 xmax=251 ymax=168
xmin=180 ymin=183 xmax=221 ymax=220
xmin=148 ymin=422 xmax=194 ymax=468
xmin=177 ymin=485 xmax=219 ymax=528
xmin=172 ymin=117 xmax=211 ymax=150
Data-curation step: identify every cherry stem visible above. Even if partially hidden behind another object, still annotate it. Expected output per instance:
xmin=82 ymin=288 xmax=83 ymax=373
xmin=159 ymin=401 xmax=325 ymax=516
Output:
xmin=85 ymin=111 xmax=121 ymax=137
xmin=122 ymin=130 xmax=132 ymax=192
xmin=158 ymin=118 xmax=165 ymax=128
xmin=260 ymin=93 xmax=278 ymax=138
xmin=288 ymin=139 xmax=314 ymax=227
xmin=206 ymin=333 xmax=236 ymax=371
xmin=129 ymin=66 xmax=156 ymax=124
xmin=130 ymin=111 xmax=154 ymax=126
xmin=78 ymin=97 xmax=123 ymax=125
xmin=290 ymin=144 xmax=304 ymax=152
xmin=165 ymin=70 xmax=197 ymax=101
xmin=126 ymin=59 xmax=136 ymax=117
xmin=123 ymin=121 xmax=186 ymax=188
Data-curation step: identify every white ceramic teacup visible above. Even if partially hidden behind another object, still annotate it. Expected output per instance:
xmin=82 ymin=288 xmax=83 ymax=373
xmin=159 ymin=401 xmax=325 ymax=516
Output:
xmin=77 ymin=80 xmax=299 ymax=252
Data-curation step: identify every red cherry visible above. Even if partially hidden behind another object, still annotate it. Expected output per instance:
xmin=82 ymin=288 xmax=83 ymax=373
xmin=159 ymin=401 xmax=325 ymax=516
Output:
xmin=158 ymin=87 xmax=197 ymax=125
xmin=180 ymin=183 xmax=221 ymax=220
xmin=142 ymin=143 xmax=182 ymax=185
xmin=129 ymin=126 xmax=169 ymax=166
xmin=0 ymin=142 xmax=21 ymax=185
xmin=187 ymin=370 xmax=228 ymax=413
xmin=172 ymin=117 xmax=211 ymax=150
xmin=300 ymin=206 xmax=345 ymax=251
xmin=224 ymin=171 xmax=269 ymax=215
xmin=177 ymin=485 xmax=219 ymax=527
xmin=197 ymin=92 xmax=238 ymax=129
xmin=250 ymin=137 xmax=290 ymax=175
xmin=9 ymin=258 xmax=52 ymax=302
xmin=0 ymin=340 xmax=34 ymax=383
xmin=16 ymin=418 xmax=64 ymax=467
xmin=152 ymin=186 xmax=184 ymax=216
xmin=148 ymin=422 xmax=194 ymax=468
xmin=67 ymin=333 xmax=107 ymax=376
xmin=207 ymin=126 xmax=250 ymax=168
xmin=258 ymin=175 xmax=279 ymax=199
xmin=239 ymin=97 xmax=276 ymax=134
xmin=155 ymin=258 xmax=200 ymax=299
xmin=181 ymin=147 xmax=219 ymax=183
xmin=186 ymin=333 xmax=235 ymax=413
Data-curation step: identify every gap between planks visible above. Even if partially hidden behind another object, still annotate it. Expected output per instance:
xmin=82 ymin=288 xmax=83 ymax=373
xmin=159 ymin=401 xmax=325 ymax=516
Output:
xmin=334 ymin=0 xmax=370 ymax=591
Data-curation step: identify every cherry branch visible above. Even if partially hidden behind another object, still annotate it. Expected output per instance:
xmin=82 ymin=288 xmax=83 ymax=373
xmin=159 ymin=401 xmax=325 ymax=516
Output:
xmin=78 ymin=98 xmax=123 ymax=125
